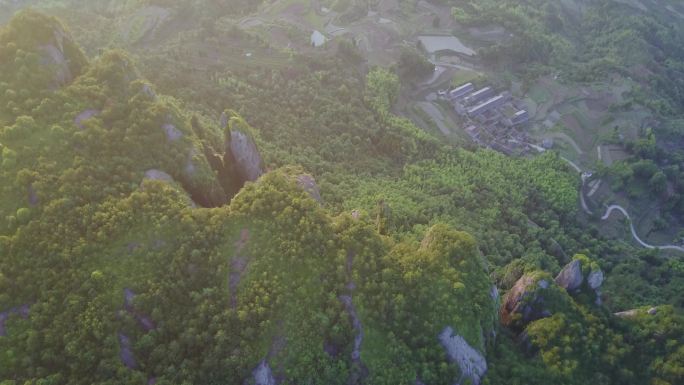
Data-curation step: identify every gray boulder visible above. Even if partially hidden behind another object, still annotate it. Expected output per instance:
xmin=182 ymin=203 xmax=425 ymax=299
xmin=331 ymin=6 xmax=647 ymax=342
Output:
xmin=490 ymin=285 xmax=499 ymax=301
xmin=340 ymin=295 xmax=363 ymax=362
xmin=163 ymin=123 xmax=182 ymax=142
xmin=229 ymin=130 xmax=263 ymax=182
xmin=220 ymin=111 xmax=229 ymax=129
xmin=296 ymin=174 xmax=321 ymax=203
xmin=74 ymin=109 xmax=100 ymax=129
xmin=587 ymin=269 xmax=604 ymax=290
xmin=251 ymin=360 xmax=276 ymax=385
xmin=438 ymin=326 xmax=487 ymax=385
xmin=39 ymin=45 xmax=71 ymax=86
xmin=141 ymin=84 xmax=157 ymax=100
xmin=555 ymin=259 xmax=583 ymax=291
xmin=500 ymin=274 xmax=553 ymax=328
xmin=118 ymin=333 xmax=137 ymax=369
xmin=614 ymin=309 xmax=639 ymax=319
xmin=143 ymin=169 xmax=173 ymax=182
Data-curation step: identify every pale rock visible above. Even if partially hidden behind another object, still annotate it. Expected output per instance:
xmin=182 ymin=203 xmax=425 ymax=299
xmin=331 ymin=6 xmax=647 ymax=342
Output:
xmin=163 ymin=123 xmax=182 ymax=142
xmin=144 ymin=169 xmax=173 ymax=182
xmin=588 ymin=269 xmax=604 ymax=290
xmin=555 ymin=260 xmax=583 ymax=291
xmin=296 ymin=174 xmax=321 ymax=202
xmin=252 ymin=360 xmax=276 ymax=385
xmin=438 ymin=326 xmax=487 ymax=385
xmin=230 ymin=130 xmax=263 ymax=182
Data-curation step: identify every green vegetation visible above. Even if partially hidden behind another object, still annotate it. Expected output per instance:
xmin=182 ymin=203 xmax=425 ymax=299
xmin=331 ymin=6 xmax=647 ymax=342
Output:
xmin=0 ymin=4 xmax=681 ymax=385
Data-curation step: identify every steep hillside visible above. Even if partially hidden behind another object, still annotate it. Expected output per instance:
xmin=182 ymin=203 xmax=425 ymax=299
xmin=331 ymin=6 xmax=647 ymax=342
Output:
xmin=0 ymin=8 xmax=681 ymax=385
xmin=0 ymin=11 xmax=499 ymax=385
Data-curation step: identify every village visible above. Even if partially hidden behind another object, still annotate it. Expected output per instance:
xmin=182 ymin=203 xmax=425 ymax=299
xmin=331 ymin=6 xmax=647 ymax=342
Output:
xmin=409 ymin=31 xmax=548 ymax=156
xmin=437 ymin=81 xmax=540 ymax=155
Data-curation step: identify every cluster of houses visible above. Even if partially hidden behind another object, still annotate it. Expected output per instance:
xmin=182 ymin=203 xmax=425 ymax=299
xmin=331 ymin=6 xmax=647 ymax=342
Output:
xmin=439 ymin=82 xmax=535 ymax=155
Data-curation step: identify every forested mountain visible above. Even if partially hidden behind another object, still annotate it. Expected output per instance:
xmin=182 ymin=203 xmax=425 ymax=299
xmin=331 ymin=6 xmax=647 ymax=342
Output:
xmin=0 ymin=3 xmax=682 ymax=385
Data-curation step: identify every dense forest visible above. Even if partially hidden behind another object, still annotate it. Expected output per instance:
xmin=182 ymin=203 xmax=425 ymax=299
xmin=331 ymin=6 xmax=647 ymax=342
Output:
xmin=0 ymin=2 xmax=682 ymax=385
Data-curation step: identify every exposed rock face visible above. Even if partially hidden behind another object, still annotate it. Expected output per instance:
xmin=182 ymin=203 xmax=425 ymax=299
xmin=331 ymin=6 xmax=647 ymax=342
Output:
xmin=251 ymin=360 xmax=276 ymax=385
xmin=340 ymin=295 xmax=363 ymax=362
xmin=184 ymin=150 xmax=197 ymax=176
xmin=27 ymin=183 xmax=39 ymax=206
xmin=124 ymin=288 xmax=135 ymax=309
xmin=143 ymin=169 xmax=173 ymax=183
xmin=555 ymin=259 xmax=583 ymax=291
xmin=229 ymin=129 xmax=263 ymax=182
xmin=615 ymin=307 xmax=659 ymax=319
xmin=490 ymin=285 xmax=499 ymax=301
xmin=295 ymin=174 xmax=321 ymax=202
xmin=176 ymin=146 xmax=229 ymax=208
xmin=587 ymin=269 xmax=604 ymax=290
xmin=141 ymin=84 xmax=157 ymax=100
xmin=163 ymin=123 xmax=182 ymax=142
xmin=40 ymin=44 xmax=71 ymax=86
xmin=74 ymin=109 xmax=100 ymax=129
xmin=38 ymin=25 xmax=81 ymax=87
xmin=438 ymin=326 xmax=487 ymax=385
xmin=614 ymin=309 xmax=639 ymax=318
xmin=220 ymin=111 xmax=229 ymax=129
xmin=118 ymin=333 xmax=137 ymax=369
xmin=122 ymin=288 xmax=156 ymax=332
xmin=554 ymin=257 xmax=604 ymax=304
xmin=500 ymin=274 xmax=552 ymax=328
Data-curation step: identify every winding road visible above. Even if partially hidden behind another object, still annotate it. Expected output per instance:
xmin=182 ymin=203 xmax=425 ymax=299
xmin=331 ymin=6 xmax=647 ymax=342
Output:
xmin=557 ymin=155 xmax=684 ymax=253
xmin=601 ymin=206 xmax=684 ymax=253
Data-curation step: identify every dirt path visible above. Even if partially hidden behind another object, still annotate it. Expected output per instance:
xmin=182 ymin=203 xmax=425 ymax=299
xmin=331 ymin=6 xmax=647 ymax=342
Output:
xmin=545 ymin=132 xmax=583 ymax=155
xmin=417 ymin=102 xmax=451 ymax=135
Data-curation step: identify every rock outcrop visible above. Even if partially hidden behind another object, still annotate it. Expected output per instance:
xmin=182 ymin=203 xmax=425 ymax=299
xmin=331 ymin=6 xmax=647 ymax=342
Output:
xmin=587 ymin=269 xmax=604 ymax=290
xmin=141 ymin=83 xmax=157 ymax=100
xmin=228 ymin=129 xmax=263 ymax=183
xmin=500 ymin=274 xmax=553 ymax=329
xmin=163 ymin=123 xmax=182 ymax=142
xmin=339 ymin=295 xmax=363 ymax=362
xmin=217 ymin=112 xmax=265 ymax=199
xmin=251 ymin=360 xmax=276 ymax=385
xmin=615 ymin=306 xmax=659 ymax=319
xmin=555 ymin=256 xmax=605 ymax=303
xmin=122 ymin=288 xmax=156 ymax=332
xmin=74 ymin=109 xmax=100 ymax=129
xmin=438 ymin=326 xmax=487 ymax=385
xmin=39 ymin=28 xmax=73 ymax=87
xmin=554 ymin=259 xmax=583 ymax=291
xmin=295 ymin=174 xmax=322 ymax=203
xmin=118 ymin=333 xmax=137 ymax=369
xmin=144 ymin=169 xmax=174 ymax=183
